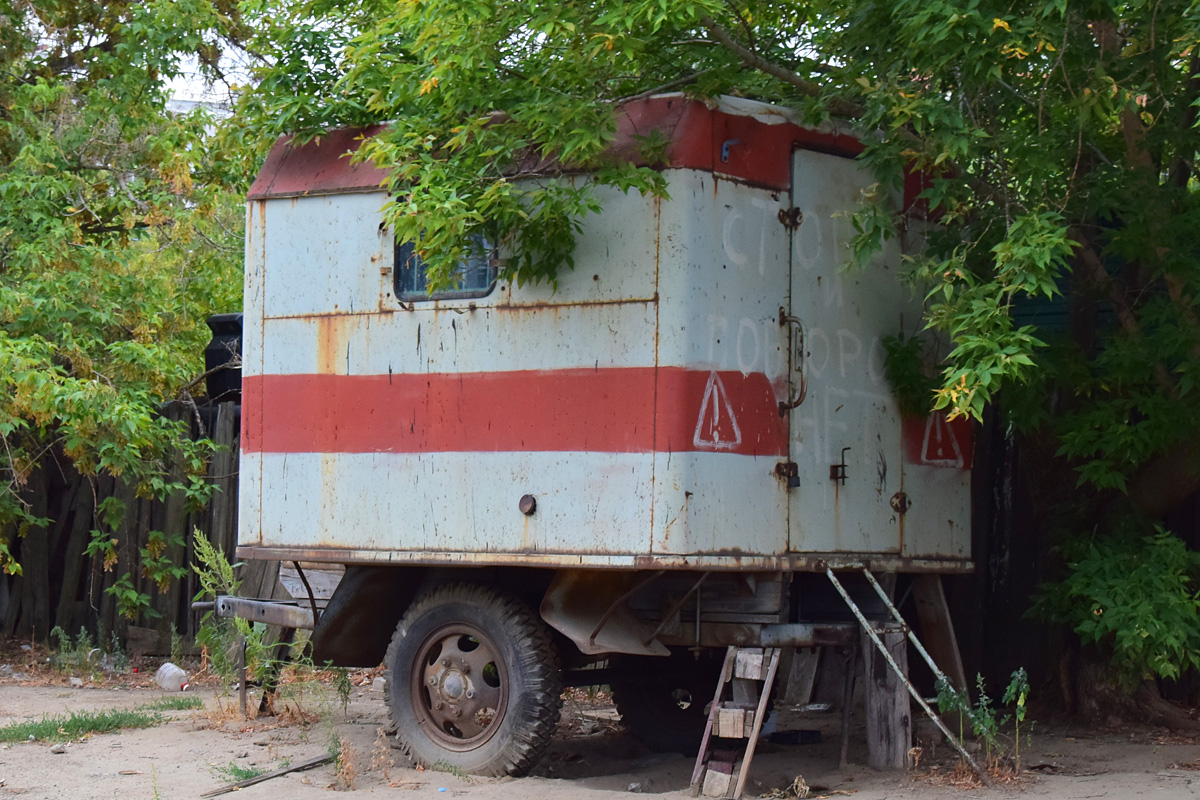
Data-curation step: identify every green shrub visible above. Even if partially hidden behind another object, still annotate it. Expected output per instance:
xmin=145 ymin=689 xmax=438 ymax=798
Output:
xmin=1034 ymin=526 xmax=1200 ymax=690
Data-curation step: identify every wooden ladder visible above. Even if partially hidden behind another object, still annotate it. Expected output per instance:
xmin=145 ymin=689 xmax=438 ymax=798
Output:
xmin=689 ymin=646 xmax=781 ymax=799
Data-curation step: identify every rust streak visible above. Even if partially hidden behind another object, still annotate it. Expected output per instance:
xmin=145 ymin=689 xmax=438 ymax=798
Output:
xmin=496 ymin=297 xmax=658 ymax=312
xmin=316 ymin=315 xmax=345 ymax=374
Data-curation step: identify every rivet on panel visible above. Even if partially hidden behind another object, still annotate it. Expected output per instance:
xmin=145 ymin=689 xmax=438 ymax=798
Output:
xmin=519 ymin=495 xmax=537 ymax=515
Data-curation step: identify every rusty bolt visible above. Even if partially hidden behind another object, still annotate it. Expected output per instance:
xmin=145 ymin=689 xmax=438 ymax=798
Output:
xmin=452 ymin=709 xmax=461 ymax=717
xmin=429 ymin=676 xmax=437 ymax=685
xmin=890 ymin=492 xmax=912 ymax=514
xmin=441 ymin=658 xmax=450 ymax=667
xmin=519 ymin=494 xmax=537 ymax=515
xmin=460 ymin=662 xmax=470 ymax=675
xmin=434 ymin=702 xmax=443 ymax=710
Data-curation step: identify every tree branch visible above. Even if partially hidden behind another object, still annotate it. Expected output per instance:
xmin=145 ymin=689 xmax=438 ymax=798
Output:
xmin=615 ymin=69 xmax=717 ymax=104
xmin=699 ymin=16 xmax=864 ymax=119
xmin=1070 ymin=227 xmax=1177 ymax=395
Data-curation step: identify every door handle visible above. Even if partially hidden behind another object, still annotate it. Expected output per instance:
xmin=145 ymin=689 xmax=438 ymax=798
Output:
xmin=778 ymin=307 xmax=808 ymax=415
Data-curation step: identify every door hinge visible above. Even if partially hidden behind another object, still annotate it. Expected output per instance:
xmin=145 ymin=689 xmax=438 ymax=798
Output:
xmin=778 ymin=207 xmax=803 ymax=230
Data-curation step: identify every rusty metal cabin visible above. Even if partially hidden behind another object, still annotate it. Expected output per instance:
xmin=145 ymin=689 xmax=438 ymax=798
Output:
xmin=233 ymin=94 xmax=974 ymax=779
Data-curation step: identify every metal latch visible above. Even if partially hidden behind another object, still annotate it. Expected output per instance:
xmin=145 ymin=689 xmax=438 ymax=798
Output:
xmin=830 ymin=447 xmax=851 ymax=485
xmin=775 ymin=461 xmax=800 ymax=490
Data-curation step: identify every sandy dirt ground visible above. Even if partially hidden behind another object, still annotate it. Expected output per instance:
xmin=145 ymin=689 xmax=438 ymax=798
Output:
xmin=0 ymin=654 xmax=1198 ymax=800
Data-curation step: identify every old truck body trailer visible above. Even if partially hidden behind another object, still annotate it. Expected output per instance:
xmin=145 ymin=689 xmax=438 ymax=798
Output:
xmin=234 ymin=94 xmax=973 ymax=777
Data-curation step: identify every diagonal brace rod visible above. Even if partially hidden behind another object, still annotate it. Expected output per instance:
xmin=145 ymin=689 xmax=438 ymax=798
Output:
xmin=825 ymin=568 xmax=991 ymax=787
xmin=860 ymin=567 xmax=956 ymax=690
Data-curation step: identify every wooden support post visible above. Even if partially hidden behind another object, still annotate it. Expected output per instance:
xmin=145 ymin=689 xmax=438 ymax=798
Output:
xmin=782 ymin=647 xmax=821 ymax=705
xmin=911 ymin=575 xmax=968 ymax=693
xmin=862 ymin=628 xmax=910 ymax=771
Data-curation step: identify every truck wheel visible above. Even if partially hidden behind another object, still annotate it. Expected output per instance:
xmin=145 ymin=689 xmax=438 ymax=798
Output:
xmin=611 ymin=650 xmax=723 ymax=755
xmin=385 ymin=584 xmax=562 ymax=777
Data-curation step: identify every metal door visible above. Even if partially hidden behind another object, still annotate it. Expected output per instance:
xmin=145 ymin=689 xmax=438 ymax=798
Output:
xmin=786 ymin=149 xmax=914 ymax=554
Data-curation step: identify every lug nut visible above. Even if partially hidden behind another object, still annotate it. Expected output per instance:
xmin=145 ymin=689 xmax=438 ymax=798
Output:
xmin=460 ymin=663 xmax=470 ymax=674
xmin=429 ymin=676 xmax=437 ymax=685
xmin=441 ymin=658 xmax=450 ymax=667
xmin=452 ymin=709 xmax=461 ymax=717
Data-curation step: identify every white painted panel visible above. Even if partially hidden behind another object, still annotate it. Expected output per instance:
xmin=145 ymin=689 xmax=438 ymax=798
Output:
xmin=652 ymin=452 xmax=788 ymax=555
xmin=656 ymin=171 xmax=790 ymax=380
xmin=255 ymin=451 xmax=653 ymax=555
xmin=788 ymin=150 xmax=909 ymax=554
xmin=259 ymin=303 xmax=656 ymax=377
xmin=242 ymin=203 xmax=267 ymax=541
xmin=496 ymin=182 xmax=660 ymax=306
xmin=238 ymin=451 xmax=263 ymax=547
xmin=901 ymin=466 xmax=971 ymax=558
xmin=652 ymin=171 xmax=791 ymax=555
xmin=262 ymin=193 xmax=388 ymax=318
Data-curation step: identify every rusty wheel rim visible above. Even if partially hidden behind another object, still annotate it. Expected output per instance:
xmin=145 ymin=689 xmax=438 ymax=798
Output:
xmin=409 ymin=623 xmax=509 ymax=751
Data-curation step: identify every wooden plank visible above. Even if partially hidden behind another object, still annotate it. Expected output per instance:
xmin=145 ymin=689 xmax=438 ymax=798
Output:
xmin=701 ymin=769 xmax=732 ymax=798
xmin=782 ymin=647 xmax=821 ymax=705
xmin=690 ymin=646 xmax=737 ymax=796
xmin=715 ymin=707 xmax=747 ymax=738
xmin=734 ymin=649 xmax=767 ymax=680
xmin=911 ymin=574 xmax=968 ymax=692
xmin=862 ymin=629 xmax=911 ymax=771
xmin=55 ymin=480 xmax=93 ymax=632
xmin=23 ymin=468 xmax=51 ymax=638
xmin=278 ymin=564 xmax=344 ymax=601
xmin=731 ymin=648 xmax=780 ymax=800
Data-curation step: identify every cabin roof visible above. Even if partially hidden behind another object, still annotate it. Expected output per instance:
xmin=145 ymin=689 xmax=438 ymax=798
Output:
xmin=246 ymin=96 xmax=864 ymax=201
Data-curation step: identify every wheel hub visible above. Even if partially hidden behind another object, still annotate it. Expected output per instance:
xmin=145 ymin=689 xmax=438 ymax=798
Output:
xmin=437 ymin=668 xmax=468 ymax=701
xmin=409 ymin=624 xmax=508 ymax=750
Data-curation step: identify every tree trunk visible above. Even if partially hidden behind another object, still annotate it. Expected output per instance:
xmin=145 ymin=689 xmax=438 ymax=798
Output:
xmin=1069 ymin=648 xmax=1200 ymax=732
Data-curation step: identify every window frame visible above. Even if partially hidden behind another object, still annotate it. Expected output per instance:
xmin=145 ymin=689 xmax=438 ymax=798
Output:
xmin=393 ymin=234 xmax=499 ymax=303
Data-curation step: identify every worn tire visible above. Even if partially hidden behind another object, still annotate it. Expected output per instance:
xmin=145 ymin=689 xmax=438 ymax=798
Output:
xmin=611 ymin=649 xmax=724 ymax=755
xmin=384 ymin=583 xmax=562 ymax=777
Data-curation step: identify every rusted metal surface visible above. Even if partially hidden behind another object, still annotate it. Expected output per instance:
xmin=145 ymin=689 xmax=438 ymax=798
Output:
xmin=539 ymin=570 xmax=670 ymax=657
xmin=236 ymin=544 xmax=973 ymax=573
xmin=758 ymin=623 xmax=857 ymax=648
xmin=237 ymin=96 xmax=973 ymax=578
xmin=246 ymin=126 xmax=389 ymax=201
xmin=215 ymin=596 xmax=315 ymax=630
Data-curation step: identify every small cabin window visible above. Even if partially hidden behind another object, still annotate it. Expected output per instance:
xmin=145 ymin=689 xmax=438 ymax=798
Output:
xmin=394 ymin=235 xmax=497 ymax=301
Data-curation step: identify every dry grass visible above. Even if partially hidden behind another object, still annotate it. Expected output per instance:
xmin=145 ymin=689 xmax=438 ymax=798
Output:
xmin=370 ymin=727 xmax=396 ymax=782
xmin=333 ymin=735 xmax=357 ymax=790
xmin=915 ymin=756 xmax=1032 ymax=789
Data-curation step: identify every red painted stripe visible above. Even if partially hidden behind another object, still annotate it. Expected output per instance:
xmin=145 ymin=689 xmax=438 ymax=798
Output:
xmin=242 ymin=368 xmax=788 ymax=457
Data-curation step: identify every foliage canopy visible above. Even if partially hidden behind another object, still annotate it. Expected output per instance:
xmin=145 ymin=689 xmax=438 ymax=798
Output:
xmin=0 ymin=2 xmax=244 ymax=585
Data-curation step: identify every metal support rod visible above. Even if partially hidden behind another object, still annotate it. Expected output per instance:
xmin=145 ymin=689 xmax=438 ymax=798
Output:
xmin=825 ymin=568 xmax=991 ymax=787
xmin=588 ymin=570 xmax=665 ymax=646
xmin=237 ymin=634 xmax=247 ymax=718
xmin=860 ymin=568 xmax=954 ymax=691
xmin=643 ymin=572 xmax=708 ymax=646
xmin=292 ymin=561 xmax=321 ymax=628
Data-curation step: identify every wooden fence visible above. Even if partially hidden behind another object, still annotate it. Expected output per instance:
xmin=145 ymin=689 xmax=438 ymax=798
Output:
xmin=0 ymin=400 xmax=282 ymax=647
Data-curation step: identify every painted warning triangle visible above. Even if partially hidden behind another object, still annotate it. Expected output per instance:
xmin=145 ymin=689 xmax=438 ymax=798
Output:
xmin=693 ymin=372 xmax=742 ymax=451
xmin=921 ymin=412 xmax=964 ymax=468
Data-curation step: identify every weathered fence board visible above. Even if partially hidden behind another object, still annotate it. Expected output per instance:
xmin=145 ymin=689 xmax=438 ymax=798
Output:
xmin=1 ymin=400 xmax=280 ymax=645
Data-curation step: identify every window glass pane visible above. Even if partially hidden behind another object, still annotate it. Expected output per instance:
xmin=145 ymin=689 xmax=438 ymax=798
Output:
xmin=395 ymin=235 xmax=496 ymax=300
